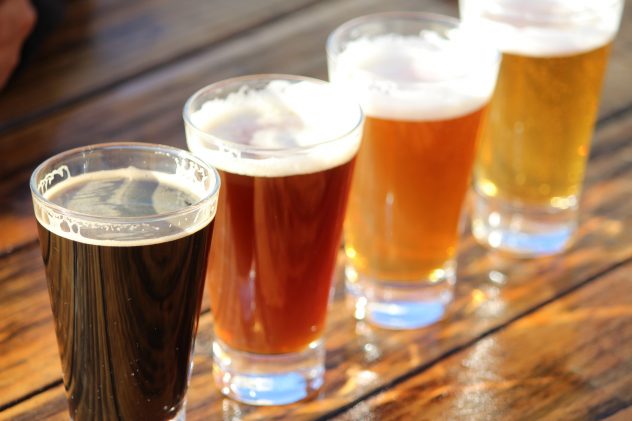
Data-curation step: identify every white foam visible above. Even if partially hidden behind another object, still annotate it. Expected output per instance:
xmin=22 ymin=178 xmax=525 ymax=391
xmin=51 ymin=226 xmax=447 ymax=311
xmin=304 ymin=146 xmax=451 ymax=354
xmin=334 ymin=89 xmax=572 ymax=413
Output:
xmin=329 ymin=32 xmax=499 ymax=121
xmin=33 ymin=168 xmax=217 ymax=247
xmin=460 ymin=0 xmax=622 ymax=57
xmin=186 ymin=80 xmax=362 ymax=177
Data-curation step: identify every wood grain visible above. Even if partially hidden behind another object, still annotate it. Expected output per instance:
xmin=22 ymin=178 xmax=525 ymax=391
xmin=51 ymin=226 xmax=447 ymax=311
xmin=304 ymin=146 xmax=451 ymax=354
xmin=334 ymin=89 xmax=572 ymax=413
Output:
xmin=0 ymin=0 xmax=322 ymax=131
xmin=0 ymin=244 xmax=60 ymax=410
xmin=0 ymin=239 xmax=218 ymax=411
xmin=334 ymin=261 xmax=632 ymax=421
xmin=0 ymin=0 xmax=461 ymax=261
xmin=2 ymin=109 xmax=632 ymax=418
xmin=2 ymin=0 xmax=632 ymax=418
xmin=605 ymin=406 xmax=632 ymax=421
xmin=1 ymin=0 xmax=632 ymax=255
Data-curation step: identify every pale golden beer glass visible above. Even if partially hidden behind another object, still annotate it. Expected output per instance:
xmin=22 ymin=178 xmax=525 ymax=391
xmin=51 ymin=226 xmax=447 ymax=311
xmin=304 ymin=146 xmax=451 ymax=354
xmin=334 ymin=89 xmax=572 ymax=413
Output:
xmin=460 ymin=0 xmax=624 ymax=255
xmin=328 ymin=13 xmax=499 ymax=329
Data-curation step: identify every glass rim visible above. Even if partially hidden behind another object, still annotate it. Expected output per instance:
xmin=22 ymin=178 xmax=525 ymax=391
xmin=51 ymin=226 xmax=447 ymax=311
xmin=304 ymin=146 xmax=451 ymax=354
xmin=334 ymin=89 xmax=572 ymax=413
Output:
xmin=327 ymin=11 xmax=462 ymax=53
xmin=30 ymin=141 xmax=221 ymax=224
xmin=467 ymin=0 xmax=623 ymax=22
xmin=326 ymin=11 xmax=500 ymax=86
xmin=182 ymin=73 xmax=364 ymax=154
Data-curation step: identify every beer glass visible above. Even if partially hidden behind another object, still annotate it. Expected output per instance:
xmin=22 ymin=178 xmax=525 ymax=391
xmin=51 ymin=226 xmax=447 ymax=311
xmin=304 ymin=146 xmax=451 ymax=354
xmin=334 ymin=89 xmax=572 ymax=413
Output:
xmin=328 ymin=13 xmax=499 ymax=329
xmin=183 ymin=75 xmax=362 ymax=405
xmin=460 ymin=0 xmax=624 ymax=255
xmin=30 ymin=143 xmax=220 ymax=421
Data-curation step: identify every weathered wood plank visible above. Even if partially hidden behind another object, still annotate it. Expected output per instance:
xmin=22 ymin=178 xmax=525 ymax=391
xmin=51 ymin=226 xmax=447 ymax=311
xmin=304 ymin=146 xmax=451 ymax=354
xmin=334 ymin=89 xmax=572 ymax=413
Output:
xmin=0 ymin=244 xmax=63 ymax=412
xmin=0 ymin=0 xmax=462 ymax=256
xmin=2 ymin=0 xmax=632 ymax=417
xmin=333 ymin=261 xmax=632 ymax=421
xmin=1 ymin=0 xmax=632 ymax=255
xmin=600 ymin=0 xmax=632 ymax=120
xmin=2 ymin=109 xmax=631 ymax=417
xmin=0 ymin=239 xmax=216 ymax=410
xmin=1 ymin=0 xmax=630 ymax=132
xmin=605 ymin=406 xmax=632 ymax=421
xmin=0 ymin=386 xmax=64 ymax=421
xmin=0 ymin=0 xmax=460 ymax=408
xmin=0 ymin=0 xmax=322 ymax=131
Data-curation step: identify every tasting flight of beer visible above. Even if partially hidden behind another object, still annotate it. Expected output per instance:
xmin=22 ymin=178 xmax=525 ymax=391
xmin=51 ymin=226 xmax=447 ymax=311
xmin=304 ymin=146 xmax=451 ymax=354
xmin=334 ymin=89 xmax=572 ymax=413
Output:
xmin=19 ymin=0 xmax=624 ymax=418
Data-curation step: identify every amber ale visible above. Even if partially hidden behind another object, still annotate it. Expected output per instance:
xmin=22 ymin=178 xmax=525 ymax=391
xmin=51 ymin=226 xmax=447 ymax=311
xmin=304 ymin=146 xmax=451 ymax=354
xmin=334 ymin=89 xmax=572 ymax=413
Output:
xmin=186 ymin=77 xmax=362 ymax=354
xmin=346 ymin=109 xmax=487 ymax=281
xmin=31 ymin=144 xmax=219 ymax=420
xmin=329 ymin=22 xmax=498 ymax=284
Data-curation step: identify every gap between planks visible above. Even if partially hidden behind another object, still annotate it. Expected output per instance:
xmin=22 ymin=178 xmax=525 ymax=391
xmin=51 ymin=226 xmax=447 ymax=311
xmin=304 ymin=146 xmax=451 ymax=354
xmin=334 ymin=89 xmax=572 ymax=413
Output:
xmin=0 ymin=0 xmax=330 ymax=136
xmin=315 ymin=255 xmax=632 ymax=420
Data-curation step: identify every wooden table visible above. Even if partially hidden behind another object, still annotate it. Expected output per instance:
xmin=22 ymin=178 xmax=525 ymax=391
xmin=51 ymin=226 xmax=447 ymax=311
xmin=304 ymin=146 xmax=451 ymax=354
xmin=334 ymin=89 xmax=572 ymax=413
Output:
xmin=1 ymin=0 xmax=631 ymax=419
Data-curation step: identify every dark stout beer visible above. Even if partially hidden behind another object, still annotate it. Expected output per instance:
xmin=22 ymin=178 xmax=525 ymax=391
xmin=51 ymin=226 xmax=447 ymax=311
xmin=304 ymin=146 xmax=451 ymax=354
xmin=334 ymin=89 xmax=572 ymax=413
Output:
xmin=32 ymin=145 xmax=218 ymax=420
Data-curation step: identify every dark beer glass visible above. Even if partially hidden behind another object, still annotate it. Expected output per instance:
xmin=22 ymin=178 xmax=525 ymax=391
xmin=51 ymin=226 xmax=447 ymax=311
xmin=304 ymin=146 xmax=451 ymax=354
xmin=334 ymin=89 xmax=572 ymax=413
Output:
xmin=30 ymin=143 xmax=220 ymax=421
xmin=184 ymin=75 xmax=363 ymax=405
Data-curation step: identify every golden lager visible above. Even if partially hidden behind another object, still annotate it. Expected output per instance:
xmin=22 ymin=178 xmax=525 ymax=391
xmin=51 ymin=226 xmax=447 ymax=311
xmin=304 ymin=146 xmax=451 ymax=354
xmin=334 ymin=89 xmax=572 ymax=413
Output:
xmin=328 ymin=13 xmax=499 ymax=328
xmin=461 ymin=0 xmax=624 ymax=255
xmin=477 ymin=44 xmax=612 ymax=205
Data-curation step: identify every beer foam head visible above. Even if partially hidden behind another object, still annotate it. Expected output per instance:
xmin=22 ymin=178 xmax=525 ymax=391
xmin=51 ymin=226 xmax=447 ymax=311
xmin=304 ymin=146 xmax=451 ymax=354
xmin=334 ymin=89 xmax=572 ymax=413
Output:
xmin=185 ymin=78 xmax=363 ymax=177
xmin=460 ymin=0 xmax=623 ymax=56
xmin=328 ymin=28 xmax=499 ymax=121
xmin=31 ymin=144 xmax=219 ymax=247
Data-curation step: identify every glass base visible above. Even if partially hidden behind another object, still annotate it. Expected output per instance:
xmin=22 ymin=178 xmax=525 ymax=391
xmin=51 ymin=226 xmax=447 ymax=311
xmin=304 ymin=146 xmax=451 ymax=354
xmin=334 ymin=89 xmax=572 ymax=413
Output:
xmin=170 ymin=403 xmax=186 ymax=421
xmin=345 ymin=263 xmax=454 ymax=330
xmin=212 ymin=339 xmax=324 ymax=406
xmin=68 ymin=398 xmax=187 ymax=420
xmin=472 ymin=190 xmax=578 ymax=257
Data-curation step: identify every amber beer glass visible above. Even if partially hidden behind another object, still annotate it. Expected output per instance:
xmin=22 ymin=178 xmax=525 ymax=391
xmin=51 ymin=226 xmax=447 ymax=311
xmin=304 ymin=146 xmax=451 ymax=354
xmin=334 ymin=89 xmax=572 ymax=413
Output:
xmin=30 ymin=143 xmax=220 ymax=421
xmin=184 ymin=75 xmax=362 ymax=405
xmin=328 ymin=13 xmax=499 ymax=329
xmin=460 ymin=0 xmax=624 ymax=255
